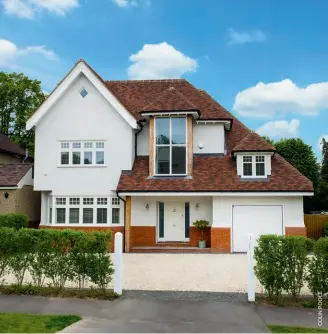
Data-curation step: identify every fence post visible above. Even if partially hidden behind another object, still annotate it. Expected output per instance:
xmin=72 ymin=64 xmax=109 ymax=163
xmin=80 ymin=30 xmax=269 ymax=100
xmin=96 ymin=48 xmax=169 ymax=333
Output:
xmin=248 ymin=233 xmax=255 ymax=302
xmin=114 ymin=232 xmax=123 ymax=295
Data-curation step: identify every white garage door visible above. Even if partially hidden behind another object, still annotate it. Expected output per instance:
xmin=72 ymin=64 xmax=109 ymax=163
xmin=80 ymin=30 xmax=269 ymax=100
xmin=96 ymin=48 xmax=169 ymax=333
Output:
xmin=232 ymin=205 xmax=283 ymax=253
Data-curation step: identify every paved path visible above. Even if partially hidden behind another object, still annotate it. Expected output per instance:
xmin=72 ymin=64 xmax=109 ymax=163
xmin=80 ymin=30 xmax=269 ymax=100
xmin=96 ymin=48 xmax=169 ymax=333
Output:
xmin=0 ymin=293 xmax=327 ymax=333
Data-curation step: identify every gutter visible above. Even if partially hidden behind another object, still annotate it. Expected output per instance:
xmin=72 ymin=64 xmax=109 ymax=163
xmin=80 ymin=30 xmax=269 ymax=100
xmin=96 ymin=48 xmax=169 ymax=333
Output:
xmin=116 ymin=191 xmax=127 ymax=252
xmin=134 ymin=120 xmax=144 ymax=158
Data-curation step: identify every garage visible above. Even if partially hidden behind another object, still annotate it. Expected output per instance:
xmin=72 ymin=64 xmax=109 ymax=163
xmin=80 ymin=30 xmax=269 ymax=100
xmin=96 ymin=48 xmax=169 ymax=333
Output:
xmin=232 ymin=205 xmax=283 ymax=253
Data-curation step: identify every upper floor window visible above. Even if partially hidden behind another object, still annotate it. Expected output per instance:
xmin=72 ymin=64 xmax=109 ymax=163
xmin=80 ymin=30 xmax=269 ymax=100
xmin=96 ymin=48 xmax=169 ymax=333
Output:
xmin=242 ymin=155 xmax=265 ymax=177
xmin=59 ymin=141 xmax=105 ymax=166
xmin=155 ymin=117 xmax=186 ymax=175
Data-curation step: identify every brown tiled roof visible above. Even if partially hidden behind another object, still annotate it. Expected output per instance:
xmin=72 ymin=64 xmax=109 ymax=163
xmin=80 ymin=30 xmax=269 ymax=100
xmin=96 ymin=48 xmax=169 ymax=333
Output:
xmin=140 ymin=87 xmax=198 ymax=113
xmin=0 ymin=164 xmax=32 ymax=187
xmin=232 ymin=132 xmax=276 ymax=152
xmin=117 ymin=155 xmax=313 ymax=192
xmin=0 ymin=134 xmax=26 ymax=156
xmin=105 ymin=79 xmax=233 ymax=121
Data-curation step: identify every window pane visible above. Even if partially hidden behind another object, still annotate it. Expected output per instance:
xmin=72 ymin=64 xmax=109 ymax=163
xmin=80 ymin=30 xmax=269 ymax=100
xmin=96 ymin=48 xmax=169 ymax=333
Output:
xmin=112 ymin=208 xmax=120 ymax=224
xmin=243 ymin=156 xmax=252 ymax=162
xmin=70 ymin=198 xmax=80 ymax=205
xmin=84 ymin=142 xmax=93 ymax=149
xmin=112 ymin=197 xmax=120 ymax=206
xmin=159 ymin=203 xmax=164 ymax=238
xmin=96 ymin=142 xmax=104 ymax=149
xmin=84 ymin=151 xmax=92 ymax=164
xmin=56 ymin=198 xmax=66 ymax=205
xmin=72 ymin=142 xmax=81 ymax=149
xmin=243 ymin=163 xmax=252 ymax=176
xmin=185 ymin=202 xmax=190 ymax=238
xmin=97 ymin=198 xmax=107 ymax=205
xmin=172 ymin=146 xmax=186 ymax=174
xmin=97 ymin=208 xmax=107 ymax=224
xmin=56 ymin=208 xmax=65 ymax=224
xmin=61 ymin=142 xmax=69 ymax=149
xmin=96 ymin=151 xmax=104 ymax=164
xmin=69 ymin=208 xmax=79 ymax=224
xmin=49 ymin=208 xmax=52 ymax=224
xmin=61 ymin=152 xmax=69 ymax=165
xmin=256 ymin=163 xmax=265 ymax=176
xmin=156 ymin=118 xmax=170 ymax=144
xmin=83 ymin=198 xmax=94 ymax=205
xmin=73 ymin=152 xmax=81 ymax=165
xmin=171 ymin=117 xmax=186 ymax=144
xmin=83 ymin=208 xmax=93 ymax=224
xmin=256 ymin=156 xmax=265 ymax=163
xmin=156 ymin=146 xmax=170 ymax=174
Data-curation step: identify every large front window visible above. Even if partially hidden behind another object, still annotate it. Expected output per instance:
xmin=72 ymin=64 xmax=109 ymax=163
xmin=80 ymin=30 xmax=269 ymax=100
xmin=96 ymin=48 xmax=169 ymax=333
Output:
xmin=155 ymin=117 xmax=186 ymax=175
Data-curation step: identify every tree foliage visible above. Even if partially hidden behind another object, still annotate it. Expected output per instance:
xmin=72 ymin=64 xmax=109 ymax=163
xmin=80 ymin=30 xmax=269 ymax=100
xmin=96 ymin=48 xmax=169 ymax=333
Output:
xmin=0 ymin=72 xmax=46 ymax=153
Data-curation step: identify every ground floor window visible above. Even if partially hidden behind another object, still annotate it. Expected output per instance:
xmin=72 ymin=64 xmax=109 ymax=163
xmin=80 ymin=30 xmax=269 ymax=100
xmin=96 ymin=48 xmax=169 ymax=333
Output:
xmin=48 ymin=196 xmax=122 ymax=225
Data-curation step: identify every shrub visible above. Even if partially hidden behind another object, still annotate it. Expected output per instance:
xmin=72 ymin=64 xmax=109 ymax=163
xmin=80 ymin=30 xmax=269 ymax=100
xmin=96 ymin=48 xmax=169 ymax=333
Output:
xmin=192 ymin=220 xmax=210 ymax=241
xmin=254 ymin=235 xmax=285 ymax=301
xmin=0 ymin=227 xmax=16 ymax=279
xmin=0 ymin=214 xmax=28 ymax=230
xmin=324 ymin=222 xmax=328 ymax=237
xmin=281 ymin=236 xmax=314 ymax=300
xmin=307 ymin=237 xmax=328 ymax=298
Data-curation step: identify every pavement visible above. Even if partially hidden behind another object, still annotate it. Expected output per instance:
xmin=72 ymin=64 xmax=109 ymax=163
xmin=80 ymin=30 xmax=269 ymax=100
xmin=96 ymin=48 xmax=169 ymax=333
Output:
xmin=0 ymin=292 xmax=327 ymax=333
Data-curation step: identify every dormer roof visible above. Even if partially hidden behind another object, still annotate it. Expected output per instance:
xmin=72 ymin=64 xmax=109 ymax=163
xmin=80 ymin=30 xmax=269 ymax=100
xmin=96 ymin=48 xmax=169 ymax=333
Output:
xmin=232 ymin=132 xmax=276 ymax=153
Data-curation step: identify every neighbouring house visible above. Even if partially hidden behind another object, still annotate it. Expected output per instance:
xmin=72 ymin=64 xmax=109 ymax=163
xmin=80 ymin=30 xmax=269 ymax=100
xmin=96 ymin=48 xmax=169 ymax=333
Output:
xmin=0 ymin=134 xmax=41 ymax=223
xmin=26 ymin=59 xmax=313 ymax=253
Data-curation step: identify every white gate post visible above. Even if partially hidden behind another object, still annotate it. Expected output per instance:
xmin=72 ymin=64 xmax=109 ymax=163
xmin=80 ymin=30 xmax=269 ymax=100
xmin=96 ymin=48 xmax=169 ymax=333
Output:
xmin=114 ymin=232 xmax=123 ymax=295
xmin=248 ymin=233 xmax=255 ymax=302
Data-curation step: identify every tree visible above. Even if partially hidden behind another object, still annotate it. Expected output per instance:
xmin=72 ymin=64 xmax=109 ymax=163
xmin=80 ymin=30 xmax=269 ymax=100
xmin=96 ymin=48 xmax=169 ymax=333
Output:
xmin=321 ymin=138 xmax=328 ymax=184
xmin=0 ymin=72 xmax=46 ymax=153
xmin=274 ymin=138 xmax=320 ymax=190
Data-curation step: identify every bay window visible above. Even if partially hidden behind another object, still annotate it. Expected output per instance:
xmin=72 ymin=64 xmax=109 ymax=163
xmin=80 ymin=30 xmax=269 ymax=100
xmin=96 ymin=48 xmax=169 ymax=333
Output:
xmin=49 ymin=196 xmax=122 ymax=225
xmin=155 ymin=117 xmax=186 ymax=175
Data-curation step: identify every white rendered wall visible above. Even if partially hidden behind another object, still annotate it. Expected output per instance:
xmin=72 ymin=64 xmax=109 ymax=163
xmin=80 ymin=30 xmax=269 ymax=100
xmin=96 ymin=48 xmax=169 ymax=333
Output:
xmin=193 ymin=123 xmax=225 ymax=154
xmin=34 ymin=74 xmax=134 ymax=195
xmin=212 ymin=196 xmax=304 ymax=229
xmin=131 ymin=196 xmax=212 ymax=226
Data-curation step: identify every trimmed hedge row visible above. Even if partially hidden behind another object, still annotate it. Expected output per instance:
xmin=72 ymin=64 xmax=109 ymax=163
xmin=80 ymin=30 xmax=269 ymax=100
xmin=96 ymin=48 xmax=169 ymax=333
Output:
xmin=254 ymin=235 xmax=328 ymax=302
xmin=0 ymin=228 xmax=113 ymax=291
xmin=0 ymin=214 xmax=28 ymax=230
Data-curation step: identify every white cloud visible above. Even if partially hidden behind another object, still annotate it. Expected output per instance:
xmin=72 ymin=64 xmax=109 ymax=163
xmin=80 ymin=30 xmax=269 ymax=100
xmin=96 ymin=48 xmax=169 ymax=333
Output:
xmin=128 ymin=42 xmax=197 ymax=80
xmin=257 ymin=119 xmax=300 ymax=139
xmin=2 ymin=0 xmax=78 ymax=19
xmin=0 ymin=39 xmax=58 ymax=68
xmin=233 ymin=79 xmax=328 ymax=118
xmin=18 ymin=45 xmax=58 ymax=60
xmin=228 ymin=28 xmax=266 ymax=45
xmin=112 ymin=0 xmax=149 ymax=7
xmin=318 ymin=135 xmax=328 ymax=150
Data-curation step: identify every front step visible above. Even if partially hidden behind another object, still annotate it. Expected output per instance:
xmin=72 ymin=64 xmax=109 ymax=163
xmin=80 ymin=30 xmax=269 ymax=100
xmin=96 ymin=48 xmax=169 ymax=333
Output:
xmin=130 ymin=246 xmax=211 ymax=254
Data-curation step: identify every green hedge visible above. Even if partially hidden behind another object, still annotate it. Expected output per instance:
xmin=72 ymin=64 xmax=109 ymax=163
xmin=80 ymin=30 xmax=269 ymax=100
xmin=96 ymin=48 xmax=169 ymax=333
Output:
xmin=0 ymin=214 xmax=28 ymax=230
xmin=0 ymin=228 xmax=113 ymax=291
xmin=324 ymin=222 xmax=328 ymax=237
xmin=254 ymin=235 xmax=327 ymax=302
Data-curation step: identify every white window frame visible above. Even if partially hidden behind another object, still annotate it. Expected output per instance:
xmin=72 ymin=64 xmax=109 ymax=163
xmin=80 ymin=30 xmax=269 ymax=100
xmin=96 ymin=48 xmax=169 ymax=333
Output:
xmin=154 ymin=116 xmax=187 ymax=176
xmin=59 ymin=141 xmax=106 ymax=167
xmin=242 ymin=155 xmax=266 ymax=178
xmin=47 ymin=196 xmax=123 ymax=226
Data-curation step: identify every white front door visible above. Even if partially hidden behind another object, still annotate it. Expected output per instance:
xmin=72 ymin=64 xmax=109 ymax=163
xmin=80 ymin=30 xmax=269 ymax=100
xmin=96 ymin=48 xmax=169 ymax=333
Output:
xmin=165 ymin=202 xmax=185 ymax=241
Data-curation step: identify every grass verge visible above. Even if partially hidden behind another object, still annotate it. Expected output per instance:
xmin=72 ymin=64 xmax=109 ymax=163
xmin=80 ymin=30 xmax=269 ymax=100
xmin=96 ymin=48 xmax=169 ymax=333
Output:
xmin=0 ymin=284 xmax=120 ymax=300
xmin=268 ymin=324 xmax=328 ymax=333
xmin=0 ymin=313 xmax=81 ymax=333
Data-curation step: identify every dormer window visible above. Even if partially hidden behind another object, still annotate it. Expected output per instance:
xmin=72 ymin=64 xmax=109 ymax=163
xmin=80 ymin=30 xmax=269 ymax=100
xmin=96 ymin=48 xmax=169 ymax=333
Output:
xmin=155 ymin=116 xmax=186 ymax=175
xmin=242 ymin=155 xmax=265 ymax=177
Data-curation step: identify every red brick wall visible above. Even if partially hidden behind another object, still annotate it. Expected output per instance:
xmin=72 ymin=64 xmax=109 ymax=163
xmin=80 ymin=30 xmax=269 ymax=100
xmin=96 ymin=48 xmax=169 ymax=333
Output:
xmin=39 ymin=225 xmax=124 ymax=252
xmin=189 ymin=227 xmax=211 ymax=247
xmin=285 ymin=226 xmax=307 ymax=237
xmin=130 ymin=226 xmax=157 ymax=247
xmin=211 ymin=227 xmax=231 ymax=253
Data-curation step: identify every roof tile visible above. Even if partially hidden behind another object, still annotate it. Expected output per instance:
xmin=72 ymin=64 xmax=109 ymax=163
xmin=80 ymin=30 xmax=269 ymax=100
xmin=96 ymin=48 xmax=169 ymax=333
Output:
xmin=0 ymin=164 xmax=32 ymax=187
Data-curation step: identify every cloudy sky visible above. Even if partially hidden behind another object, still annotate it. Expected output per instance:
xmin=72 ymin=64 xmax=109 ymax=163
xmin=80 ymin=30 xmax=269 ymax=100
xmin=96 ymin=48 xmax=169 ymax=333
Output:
xmin=0 ymin=0 xmax=328 ymax=156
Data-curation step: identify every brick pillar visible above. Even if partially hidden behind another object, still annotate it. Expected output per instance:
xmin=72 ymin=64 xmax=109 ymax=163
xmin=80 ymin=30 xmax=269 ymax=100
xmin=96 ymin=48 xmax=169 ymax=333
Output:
xmin=210 ymin=227 xmax=231 ymax=253
xmin=285 ymin=227 xmax=307 ymax=236
xmin=125 ymin=196 xmax=132 ymax=253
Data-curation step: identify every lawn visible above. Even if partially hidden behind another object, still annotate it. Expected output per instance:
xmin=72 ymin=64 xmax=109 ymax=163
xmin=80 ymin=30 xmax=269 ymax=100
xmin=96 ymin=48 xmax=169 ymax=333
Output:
xmin=268 ymin=324 xmax=328 ymax=333
xmin=0 ymin=313 xmax=81 ymax=333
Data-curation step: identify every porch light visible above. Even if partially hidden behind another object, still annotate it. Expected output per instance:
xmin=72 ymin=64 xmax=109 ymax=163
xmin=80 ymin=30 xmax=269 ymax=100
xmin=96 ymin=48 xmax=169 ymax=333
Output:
xmin=198 ymin=142 xmax=204 ymax=149
xmin=145 ymin=204 xmax=149 ymax=211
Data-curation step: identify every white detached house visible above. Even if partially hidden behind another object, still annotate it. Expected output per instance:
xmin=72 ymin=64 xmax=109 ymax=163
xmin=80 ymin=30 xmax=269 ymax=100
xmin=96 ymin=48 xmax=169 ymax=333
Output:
xmin=27 ymin=60 xmax=313 ymax=253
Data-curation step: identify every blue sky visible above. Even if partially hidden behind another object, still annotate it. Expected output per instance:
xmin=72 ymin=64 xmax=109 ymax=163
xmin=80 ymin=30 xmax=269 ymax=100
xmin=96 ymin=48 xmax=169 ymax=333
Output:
xmin=1 ymin=0 xmax=328 ymax=157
